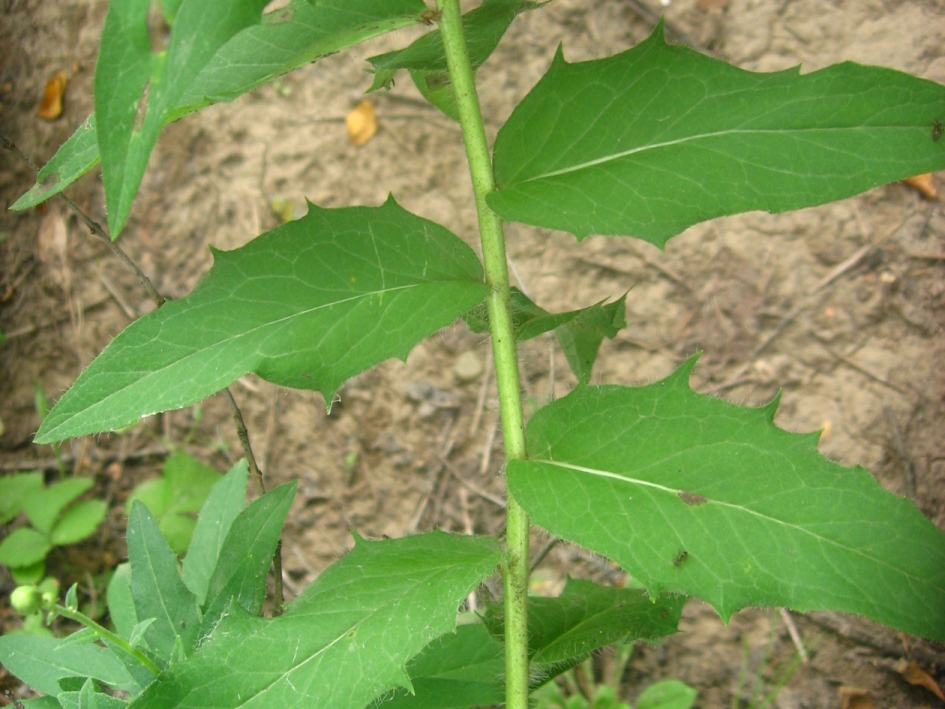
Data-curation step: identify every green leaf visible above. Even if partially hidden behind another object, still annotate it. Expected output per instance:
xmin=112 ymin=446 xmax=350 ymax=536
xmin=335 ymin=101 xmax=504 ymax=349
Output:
xmin=486 ymin=579 xmax=684 ymax=666
xmin=126 ymin=478 xmax=170 ymax=518
xmin=127 ymin=453 xmax=220 ymax=553
xmin=488 ymin=24 xmax=945 ymax=246
xmin=464 ymin=288 xmax=625 ymax=382
xmin=126 ymin=501 xmax=200 ymax=664
xmin=34 ymin=383 xmax=52 ymax=420
xmin=14 ymin=2 xmax=429 ymax=213
xmin=636 ymin=680 xmax=697 ymax=709
xmin=0 ymin=635 xmax=135 ymax=697
xmin=162 ymin=451 xmax=220 ymax=514
xmin=200 ymin=481 xmax=296 ymax=632
xmin=555 ymin=297 xmax=626 ymax=384
xmin=11 ymin=559 xmax=46 ymax=585
xmin=384 ymin=580 xmax=683 ymax=709
xmin=0 ymin=527 xmax=52 ymax=568
xmin=10 ymin=115 xmax=99 ymax=211
xmin=96 ymin=0 xmax=272 ymax=237
xmin=379 ymin=623 xmax=506 ymax=709
xmin=106 ymin=563 xmax=138 ymax=640
xmin=21 ymin=698 xmax=64 ymax=709
xmin=367 ymin=0 xmax=536 ymax=119
xmin=507 ymin=356 xmax=945 ymax=640
xmin=128 ymin=532 xmax=501 ymax=709
xmin=50 ymin=499 xmax=108 ymax=545
xmin=157 ymin=514 xmax=196 ymax=555
xmin=181 ymin=460 xmax=248 ymax=605
xmin=79 ymin=677 xmax=128 ymax=709
xmin=36 ymin=198 xmax=488 ymax=443
xmin=22 ymin=477 xmax=94 ymax=535
xmin=0 ymin=472 xmax=44 ymax=525
xmin=177 ymin=0 xmax=428 ymax=114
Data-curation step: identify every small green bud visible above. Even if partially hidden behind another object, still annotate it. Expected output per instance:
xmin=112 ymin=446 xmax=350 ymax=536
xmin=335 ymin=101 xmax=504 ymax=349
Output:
xmin=42 ymin=590 xmax=57 ymax=607
xmin=11 ymin=585 xmax=43 ymax=615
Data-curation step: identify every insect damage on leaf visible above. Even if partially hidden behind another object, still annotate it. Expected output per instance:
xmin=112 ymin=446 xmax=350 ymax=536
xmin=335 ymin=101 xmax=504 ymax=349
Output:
xmin=678 ymin=491 xmax=708 ymax=506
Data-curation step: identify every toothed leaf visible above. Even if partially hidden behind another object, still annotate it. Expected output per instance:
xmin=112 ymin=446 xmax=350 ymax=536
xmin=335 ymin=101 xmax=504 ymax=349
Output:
xmin=508 ymin=357 xmax=945 ymax=640
xmin=16 ymin=1 xmax=428 ymax=213
xmin=128 ymin=532 xmax=501 ymax=709
xmin=35 ymin=199 xmax=487 ymax=443
xmin=489 ymin=24 xmax=945 ymax=245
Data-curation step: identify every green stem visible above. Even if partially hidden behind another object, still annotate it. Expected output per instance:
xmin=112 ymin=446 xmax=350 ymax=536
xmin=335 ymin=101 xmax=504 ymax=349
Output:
xmin=53 ymin=604 xmax=162 ymax=676
xmin=434 ymin=3 xmax=529 ymax=709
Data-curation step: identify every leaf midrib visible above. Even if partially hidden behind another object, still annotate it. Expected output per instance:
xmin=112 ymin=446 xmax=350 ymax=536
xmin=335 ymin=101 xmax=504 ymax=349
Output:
xmin=224 ymin=564 xmax=453 ymax=708
xmin=43 ymin=279 xmax=463 ymax=438
xmin=515 ymin=125 xmax=903 ymax=185
xmin=530 ymin=458 xmax=941 ymax=589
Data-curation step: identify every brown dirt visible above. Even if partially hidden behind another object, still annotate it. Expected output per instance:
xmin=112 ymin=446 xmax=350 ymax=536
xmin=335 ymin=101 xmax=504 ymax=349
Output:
xmin=2 ymin=1 xmax=945 ymax=707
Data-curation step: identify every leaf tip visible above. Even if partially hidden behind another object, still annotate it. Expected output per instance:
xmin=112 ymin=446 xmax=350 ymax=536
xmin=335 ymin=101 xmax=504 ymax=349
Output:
xmin=667 ymin=352 xmax=701 ymax=387
xmin=551 ymin=43 xmax=567 ymax=70
xmin=652 ymin=17 xmax=667 ymax=44
xmin=760 ymin=389 xmax=782 ymax=421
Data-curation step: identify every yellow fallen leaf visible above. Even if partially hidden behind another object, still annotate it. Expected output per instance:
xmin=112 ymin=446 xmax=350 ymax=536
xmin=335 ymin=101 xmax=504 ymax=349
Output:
xmin=838 ymin=686 xmax=873 ymax=709
xmin=346 ymin=101 xmax=377 ymax=146
xmin=903 ymin=173 xmax=936 ymax=199
xmin=895 ymin=660 xmax=945 ymax=701
xmin=38 ymin=71 xmax=67 ymax=120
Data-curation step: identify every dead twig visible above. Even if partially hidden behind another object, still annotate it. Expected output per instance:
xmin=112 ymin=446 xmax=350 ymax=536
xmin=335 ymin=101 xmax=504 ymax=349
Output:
xmin=0 ymin=444 xmax=169 ymax=472
xmin=469 ymin=348 xmax=493 ymax=437
xmin=479 ymin=414 xmax=500 ymax=477
xmin=1 ymin=133 xmax=165 ymax=310
xmin=98 ymin=273 xmax=137 ymax=320
xmin=408 ymin=420 xmax=459 ymax=533
xmin=779 ymin=608 xmax=809 ymax=663
xmin=813 ymin=244 xmax=878 ymax=293
xmin=529 ymin=537 xmax=560 ymax=573
xmin=437 ymin=453 xmax=507 ymax=509
xmin=223 ymin=387 xmax=266 ymax=494
xmin=819 ymin=343 xmax=914 ymax=398
xmin=883 ymin=407 xmax=917 ymax=501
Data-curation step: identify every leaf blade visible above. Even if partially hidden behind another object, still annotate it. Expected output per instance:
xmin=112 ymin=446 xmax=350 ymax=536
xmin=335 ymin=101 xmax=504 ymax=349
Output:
xmin=489 ymin=25 xmax=945 ymax=245
xmin=0 ymin=527 xmax=52 ymax=568
xmin=200 ymin=481 xmax=296 ymax=632
xmin=49 ymin=499 xmax=108 ymax=546
xmin=178 ymin=0 xmax=427 ymax=113
xmin=23 ymin=478 xmax=94 ymax=535
xmin=0 ymin=635 xmax=135 ymax=698
xmin=181 ymin=460 xmax=248 ymax=604
xmin=508 ymin=357 xmax=945 ymax=640
xmin=100 ymin=0 xmax=273 ymax=236
xmin=126 ymin=501 xmax=201 ymax=664
xmin=128 ymin=532 xmax=501 ymax=709
xmin=36 ymin=199 xmax=488 ymax=443
xmin=485 ymin=579 xmax=684 ymax=666
xmin=10 ymin=115 xmax=99 ymax=211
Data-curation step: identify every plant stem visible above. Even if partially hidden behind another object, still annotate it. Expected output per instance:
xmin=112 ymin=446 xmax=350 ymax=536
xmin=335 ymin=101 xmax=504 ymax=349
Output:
xmin=435 ymin=3 xmax=530 ymax=709
xmin=53 ymin=604 xmax=161 ymax=675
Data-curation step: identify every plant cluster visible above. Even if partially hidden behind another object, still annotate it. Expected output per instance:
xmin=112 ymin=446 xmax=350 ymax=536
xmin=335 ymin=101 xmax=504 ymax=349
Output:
xmin=2 ymin=1 xmax=944 ymax=709
xmin=0 ymin=473 xmax=107 ymax=585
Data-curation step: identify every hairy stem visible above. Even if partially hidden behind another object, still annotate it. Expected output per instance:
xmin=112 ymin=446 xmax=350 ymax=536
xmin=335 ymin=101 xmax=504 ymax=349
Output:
xmin=435 ymin=3 xmax=530 ymax=708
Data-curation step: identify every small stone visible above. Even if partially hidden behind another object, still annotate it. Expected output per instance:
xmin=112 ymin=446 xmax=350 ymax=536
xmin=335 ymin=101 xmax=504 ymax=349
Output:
xmin=453 ymin=351 xmax=484 ymax=383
